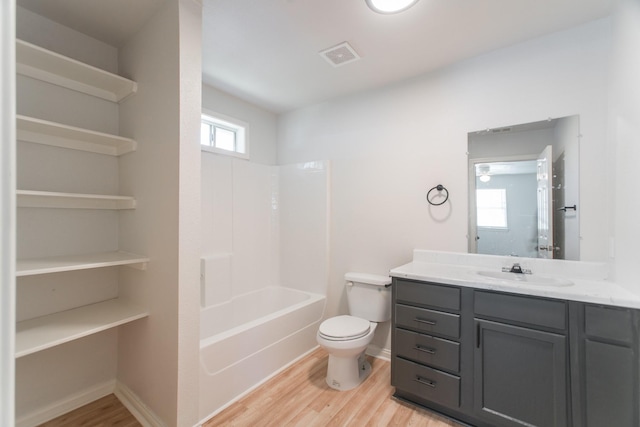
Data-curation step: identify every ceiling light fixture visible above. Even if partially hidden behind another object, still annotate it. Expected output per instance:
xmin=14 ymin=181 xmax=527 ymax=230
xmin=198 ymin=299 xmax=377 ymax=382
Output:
xmin=366 ymin=0 xmax=420 ymax=14
xmin=478 ymin=164 xmax=492 ymax=183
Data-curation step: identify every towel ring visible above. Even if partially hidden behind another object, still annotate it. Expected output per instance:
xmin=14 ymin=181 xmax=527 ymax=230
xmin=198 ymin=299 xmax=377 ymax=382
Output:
xmin=427 ymin=184 xmax=449 ymax=206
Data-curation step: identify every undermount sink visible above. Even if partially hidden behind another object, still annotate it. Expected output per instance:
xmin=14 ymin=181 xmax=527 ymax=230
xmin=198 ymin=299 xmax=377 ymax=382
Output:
xmin=475 ymin=270 xmax=574 ymax=287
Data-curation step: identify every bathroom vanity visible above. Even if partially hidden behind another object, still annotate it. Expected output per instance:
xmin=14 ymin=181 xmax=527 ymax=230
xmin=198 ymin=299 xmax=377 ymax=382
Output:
xmin=390 ymin=251 xmax=640 ymax=427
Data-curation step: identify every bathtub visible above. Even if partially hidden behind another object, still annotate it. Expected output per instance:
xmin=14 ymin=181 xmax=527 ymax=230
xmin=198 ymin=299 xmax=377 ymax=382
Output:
xmin=199 ymin=286 xmax=326 ymax=421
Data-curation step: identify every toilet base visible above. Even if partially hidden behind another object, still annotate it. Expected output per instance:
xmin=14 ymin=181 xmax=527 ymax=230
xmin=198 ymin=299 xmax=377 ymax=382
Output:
xmin=325 ymin=352 xmax=372 ymax=391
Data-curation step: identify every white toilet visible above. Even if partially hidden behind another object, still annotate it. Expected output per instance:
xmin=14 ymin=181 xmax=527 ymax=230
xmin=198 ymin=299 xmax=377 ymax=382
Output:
xmin=317 ymin=272 xmax=392 ymax=391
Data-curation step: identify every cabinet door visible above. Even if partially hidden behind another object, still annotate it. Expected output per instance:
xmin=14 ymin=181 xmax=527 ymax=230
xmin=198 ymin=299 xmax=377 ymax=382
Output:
xmin=474 ymin=319 xmax=568 ymax=427
xmin=584 ymin=340 xmax=635 ymax=427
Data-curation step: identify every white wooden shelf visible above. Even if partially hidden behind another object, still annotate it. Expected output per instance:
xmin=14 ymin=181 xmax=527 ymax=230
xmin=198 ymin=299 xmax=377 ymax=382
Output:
xmin=17 ymin=251 xmax=149 ymax=277
xmin=16 ymin=39 xmax=137 ymax=103
xmin=17 ymin=190 xmax=136 ymax=210
xmin=15 ymin=299 xmax=148 ymax=358
xmin=17 ymin=115 xmax=136 ymax=156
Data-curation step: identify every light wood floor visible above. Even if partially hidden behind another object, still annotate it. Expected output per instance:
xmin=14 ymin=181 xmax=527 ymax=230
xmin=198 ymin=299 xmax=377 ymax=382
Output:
xmin=37 ymin=349 xmax=463 ymax=426
xmin=203 ymin=348 xmax=463 ymax=427
xmin=38 ymin=394 xmax=141 ymax=427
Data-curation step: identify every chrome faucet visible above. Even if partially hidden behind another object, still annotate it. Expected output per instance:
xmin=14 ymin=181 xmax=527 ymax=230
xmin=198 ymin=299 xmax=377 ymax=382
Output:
xmin=502 ymin=263 xmax=532 ymax=274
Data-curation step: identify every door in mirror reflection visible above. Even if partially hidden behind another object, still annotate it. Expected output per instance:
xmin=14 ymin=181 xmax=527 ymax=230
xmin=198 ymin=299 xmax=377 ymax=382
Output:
xmin=537 ymin=145 xmax=553 ymax=259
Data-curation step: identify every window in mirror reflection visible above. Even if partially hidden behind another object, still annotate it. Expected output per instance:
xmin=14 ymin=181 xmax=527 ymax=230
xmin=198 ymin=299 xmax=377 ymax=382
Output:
xmin=476 ymin=189 xmax=508 ymax=228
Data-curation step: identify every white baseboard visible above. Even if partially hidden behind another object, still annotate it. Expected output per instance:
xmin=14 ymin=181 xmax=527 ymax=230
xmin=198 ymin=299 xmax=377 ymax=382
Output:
xmin=366 ymin=344 xmax=391 ymax=361
xmin=16 ymin=380 xmax=115 ymax=427
xmin=114 ymin=381 xmax=165 ymax=427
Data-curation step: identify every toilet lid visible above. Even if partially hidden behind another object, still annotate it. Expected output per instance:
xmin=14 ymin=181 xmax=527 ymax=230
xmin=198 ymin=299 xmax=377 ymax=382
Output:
xmin=319 ymin=315 xmax=371 ymax=340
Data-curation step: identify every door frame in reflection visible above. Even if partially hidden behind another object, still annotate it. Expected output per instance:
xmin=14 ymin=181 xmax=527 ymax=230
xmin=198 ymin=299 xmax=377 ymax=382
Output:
xmin=468 ymin=155 xmax=539 ymax=257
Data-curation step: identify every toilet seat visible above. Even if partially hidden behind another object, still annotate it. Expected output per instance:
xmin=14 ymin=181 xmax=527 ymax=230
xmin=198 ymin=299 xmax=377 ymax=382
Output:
xmin=318 ymin=315 xmax=371 ymax=341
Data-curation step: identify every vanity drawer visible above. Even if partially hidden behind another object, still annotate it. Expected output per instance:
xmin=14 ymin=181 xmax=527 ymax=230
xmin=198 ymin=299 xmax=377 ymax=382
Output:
xmin=585 ymin=305 xmax=634 ymax=344
xmin=396 ymin=304 xmax=460 ymax=339
xmin=395 ymin=328 xmax=460 ymax=373
xmin=474 ymin=291 xmax=566 ymax=331
xmin=394 ymin=356 xmax=460 ymax=409
xmin=395 ymin=279 xmax=460 ymax=311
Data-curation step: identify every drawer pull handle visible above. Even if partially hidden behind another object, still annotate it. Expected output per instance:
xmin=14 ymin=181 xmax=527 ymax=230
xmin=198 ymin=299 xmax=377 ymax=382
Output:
xmin=414 ymin=345 xmax=436 ymax=355
xmin=414 ymin=376 xmax=437 ymax=388
xmin=414 ymin=318 xmax=437 ymax=326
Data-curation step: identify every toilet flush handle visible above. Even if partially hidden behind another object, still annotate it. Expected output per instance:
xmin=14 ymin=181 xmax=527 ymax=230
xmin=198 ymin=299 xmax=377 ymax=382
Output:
xmin=346 ymin=281 xmax=354 ymax=287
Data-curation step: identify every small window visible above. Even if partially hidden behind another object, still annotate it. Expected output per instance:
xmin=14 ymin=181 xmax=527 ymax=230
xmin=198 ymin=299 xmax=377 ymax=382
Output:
xmin=201 ymin=111 xmax=248 ymax=159
xmin=476 ymin=189 xmax=508 ymax=228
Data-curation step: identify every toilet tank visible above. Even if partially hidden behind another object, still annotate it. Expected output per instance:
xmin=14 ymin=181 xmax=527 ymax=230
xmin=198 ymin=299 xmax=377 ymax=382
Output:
xmin=345 ymin=272 xmax=392 ymax=322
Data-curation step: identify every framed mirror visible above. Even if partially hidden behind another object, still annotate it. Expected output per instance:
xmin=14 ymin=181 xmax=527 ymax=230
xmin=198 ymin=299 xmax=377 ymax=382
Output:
xmin=468 ymin=116 xmax=580 ymax=260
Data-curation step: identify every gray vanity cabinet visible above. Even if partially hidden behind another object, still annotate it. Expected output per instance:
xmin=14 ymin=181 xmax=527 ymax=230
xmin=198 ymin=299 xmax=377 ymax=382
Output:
xmin=391 ymin=277 xmax=640 ymax=427
xmin=391 ymin=279 xmax=474 ymax=421
xmin=473 ymin=291 xmax=568 ymax=427
xmin=569 ymin=303 xmax=640 ymax=427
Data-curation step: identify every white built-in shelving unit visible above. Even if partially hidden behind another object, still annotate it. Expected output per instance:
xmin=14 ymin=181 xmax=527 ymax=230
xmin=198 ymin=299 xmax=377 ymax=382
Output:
xmin=17 ymin=115 xmax=136 ymax=156
xmin=17 ymin=190 xmax=136 ymax=210
xmin=16 ymin=39 xmax=137 ymax=102
xmin=15 ymin=39 xmax=147 ymax=359
xmin=17 ymin=251 xmax=149 ymax=277
xmin=15 ymin=299 xmax=148 ymax=358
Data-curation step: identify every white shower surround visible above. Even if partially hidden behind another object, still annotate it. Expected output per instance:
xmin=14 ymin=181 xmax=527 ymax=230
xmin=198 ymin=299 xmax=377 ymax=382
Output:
xmin=200 ymin=156 xmax=329 ymax=300
xmin=199 ymin=155 xmax=329 ymax=419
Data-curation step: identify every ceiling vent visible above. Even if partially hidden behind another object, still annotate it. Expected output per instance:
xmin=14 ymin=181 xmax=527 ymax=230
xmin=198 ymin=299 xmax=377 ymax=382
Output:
xmin=319 ymin=42 xmax=361 ymax=67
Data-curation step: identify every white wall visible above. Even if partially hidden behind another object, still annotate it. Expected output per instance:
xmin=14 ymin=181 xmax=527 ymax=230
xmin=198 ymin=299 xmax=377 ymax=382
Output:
xmin=278 ymin=19 xmax=611 ymax=351
xmin=117 ymin=1 xmax=202 ymax=425
xmin=610 ymin=0 xmax=640 ymax=289
xmin=176 ymin=1 xmax=202 ymax=425
xmin=16 ymin=7 xmax=117 ymax=74
xmin=0 ymin=0 xmax=16 ymax=425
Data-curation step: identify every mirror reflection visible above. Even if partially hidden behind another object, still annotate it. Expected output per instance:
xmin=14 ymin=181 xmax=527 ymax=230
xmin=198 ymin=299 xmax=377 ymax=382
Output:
xmin=468 ymin=116 xmax=580 ymax=260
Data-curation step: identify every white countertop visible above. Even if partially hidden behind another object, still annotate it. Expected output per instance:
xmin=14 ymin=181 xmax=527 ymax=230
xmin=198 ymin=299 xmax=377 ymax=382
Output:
xmin=390 ymin=251 xmax=640 ymax=309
